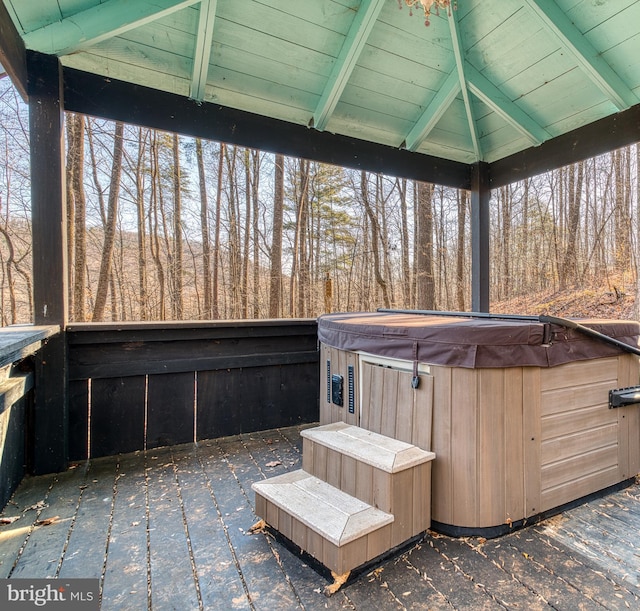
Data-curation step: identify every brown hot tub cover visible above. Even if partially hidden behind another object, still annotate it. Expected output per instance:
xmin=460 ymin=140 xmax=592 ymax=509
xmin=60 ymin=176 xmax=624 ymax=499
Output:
xmin=317 ymin=312 xmax=640 ymax=368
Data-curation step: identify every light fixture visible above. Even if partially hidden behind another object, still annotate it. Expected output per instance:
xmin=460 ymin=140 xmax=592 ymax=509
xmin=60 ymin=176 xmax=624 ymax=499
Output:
xmin=399 ymin=0 xmax=455 ymax=26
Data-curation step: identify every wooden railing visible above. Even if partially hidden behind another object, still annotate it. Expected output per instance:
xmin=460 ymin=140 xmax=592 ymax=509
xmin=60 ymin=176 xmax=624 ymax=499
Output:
xmin=66 ymin=320 xmax=320 ymax=460
xmin=0 ymin=325 xmax=59 ymax=507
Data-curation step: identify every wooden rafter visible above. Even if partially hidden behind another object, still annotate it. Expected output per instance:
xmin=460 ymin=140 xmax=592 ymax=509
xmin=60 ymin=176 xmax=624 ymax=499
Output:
xmin=311 ymin=0 xmax=385 ymax=131
xmin=524 ymin=0 xmax=638 ymax=110
xmin=447 ymin=8 xmax=481 ymax=160
xmin=190 ymin=0 xmax=217 ymax=102
xmin=23 ymin=0 xmax=200 ymax=56
xmin=403 ymin=69 xmax=460 ymax=152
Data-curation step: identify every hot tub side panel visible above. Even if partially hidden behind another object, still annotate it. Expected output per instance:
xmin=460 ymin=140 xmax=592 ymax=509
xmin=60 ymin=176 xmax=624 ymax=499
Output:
xmin=535 ymin=354 xmax=640 ymax=515
xmin=430 ymin=365 xmax=527 ymax=530
xmin=321 ymin=344 xmax=640 ymax=534
xmin=432 ymin=354 xmax=639 ymax=530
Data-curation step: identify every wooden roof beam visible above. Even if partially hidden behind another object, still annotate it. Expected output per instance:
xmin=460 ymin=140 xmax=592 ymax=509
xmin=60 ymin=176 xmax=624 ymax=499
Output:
xmin=62 ymin=67 xmax=472 ymax=189
xmin=189 ymin=0 xmax=217 ymax=102
xmin=311 ymin=0 xmax=385 ymax=131
xmin=22 ymin=0 xmax=200 ymax=56
xmin=524 ymin=0 xmax=638 ymax=110
xmin=0 ymin=0 xmax=28 ymax=101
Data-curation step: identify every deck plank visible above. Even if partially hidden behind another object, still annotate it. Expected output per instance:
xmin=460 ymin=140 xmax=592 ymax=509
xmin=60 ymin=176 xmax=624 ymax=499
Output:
xmin=479 ymin=534 xmax=604 ymax=611
xmin=172 ymin=442 xmax=251 ymax=610
xmin=146 ymin=448 xmax=201 ymax=610
xmin=100 ymin=452 xmax=149 ymax=611
xmin=58 ymin=458 xmax=116 ymax=580
xmin=0 ymin=472 xmax=57 ymax=578
xmin=202 ymin=436 xmax=301 ymax=610
xmin=3 ymin=425 xmax=640 ymax=610
xmin=427 ymin=536 xmax=552 ymax=610
xmin=10 ymin=466 xmax=87 ymax=578
xmin=512 ymin=528 xmax=640 ymax=608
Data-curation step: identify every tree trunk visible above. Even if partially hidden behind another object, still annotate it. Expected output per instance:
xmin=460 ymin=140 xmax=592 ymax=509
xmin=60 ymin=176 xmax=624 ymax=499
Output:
xmin=361 ymin=171 xmax=391 ymax=308
xmin=149 ymin=132 xmax=165 ymax=320
xmin=225 ymin=145 xmax=241 ymax=317
xmin=297 ymin=160 xmax=310 ymax=316
xmin=65 ymin=114 xmax=76 ymax=316
xmin=92 ymin=121 xmax=124 ymax=321
xmin=560 ymin=161 xmax=584 ymax=289
xmin=212 ymin=143 xmax=224 ymax=318
xmin=0 ymin=226 xmax=17 ymax=323
xmin=242 ymin=148 xmax=251 ymax=318
xmin=135 ymin=128 xmax=148 ymax=320
xmin=269 ymin=154 xmax=284 ymax=318
xmin=252 ymin=150 xmax=260 ymax=318
xmin=172 ymin=133 xmax=183 ymax=319
xmin=196 ymin=138 xmax=212 ymax=318
xmin=415 ymin=181 xmax=435 ymax=309
xmin=635 ymin=144 xmax=640 ymax=319
xmin=396 ymin=178 xmax=411 ymax=307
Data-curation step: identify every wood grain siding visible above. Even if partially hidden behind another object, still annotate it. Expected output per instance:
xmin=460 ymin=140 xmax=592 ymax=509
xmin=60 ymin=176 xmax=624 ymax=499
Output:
xmin=617 ymin=354 xmax=640 ymax=479
xmin=539 ymin=355 xmax=639 ymax=512
xmin=431 ymin=365 xmax=453 ymax=526
xmin=359 ymin=360 xmax=433 ymax=450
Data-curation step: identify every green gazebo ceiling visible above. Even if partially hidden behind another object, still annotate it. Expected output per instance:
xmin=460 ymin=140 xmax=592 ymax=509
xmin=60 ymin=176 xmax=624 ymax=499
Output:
xmin=4 ymin=0 xmax=640 ymax=168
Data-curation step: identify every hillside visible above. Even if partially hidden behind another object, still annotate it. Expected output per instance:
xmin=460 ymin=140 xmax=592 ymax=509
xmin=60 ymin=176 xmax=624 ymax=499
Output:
xmin=493 ymin=283 xmax=638 ymax=321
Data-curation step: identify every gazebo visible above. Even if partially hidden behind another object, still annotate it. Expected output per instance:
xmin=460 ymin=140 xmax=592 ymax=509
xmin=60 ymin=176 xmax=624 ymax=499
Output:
xmin=1 ymin=1 xmax=640 ymax=606
xmin=0 ymin=0 xmax=640 ymax=492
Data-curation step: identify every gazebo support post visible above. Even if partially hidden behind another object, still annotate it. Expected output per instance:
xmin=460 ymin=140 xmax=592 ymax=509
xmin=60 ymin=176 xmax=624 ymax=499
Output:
xmin=471 ymin=161 xmax=490 ymax=312
xmin=28 ymin=50 xmax=69 ymax=474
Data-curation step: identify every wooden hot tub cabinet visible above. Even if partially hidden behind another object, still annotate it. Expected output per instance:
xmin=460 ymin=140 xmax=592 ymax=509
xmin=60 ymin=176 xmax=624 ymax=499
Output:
xmin=318 ymin=312 xmax=640 ymax=536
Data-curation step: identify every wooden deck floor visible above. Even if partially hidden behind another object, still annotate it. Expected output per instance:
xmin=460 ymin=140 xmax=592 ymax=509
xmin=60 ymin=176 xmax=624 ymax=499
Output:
xmin=1 ymin=424 xmax=640 ymax=610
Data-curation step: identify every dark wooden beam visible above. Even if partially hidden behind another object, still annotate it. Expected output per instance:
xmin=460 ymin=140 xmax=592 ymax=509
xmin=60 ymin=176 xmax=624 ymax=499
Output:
xmin=490 ymin=104 xmax=640 ymax=188
xmin=471 ymin=162 xmax=490 ymax=313
xmin=62 ymin=67 xmax=472 ymax=190
xmin=0 ymin=0 xmax=28 ymax=101
xmin=28 ymin=50 xmax=68 ymax=474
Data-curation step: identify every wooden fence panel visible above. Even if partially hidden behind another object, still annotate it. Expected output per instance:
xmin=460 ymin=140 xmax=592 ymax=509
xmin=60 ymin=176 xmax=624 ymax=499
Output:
xmin=67 ymin=321 xmax=319 ymax=458
xmin=90 ymin=376 xmax=146 ymax=458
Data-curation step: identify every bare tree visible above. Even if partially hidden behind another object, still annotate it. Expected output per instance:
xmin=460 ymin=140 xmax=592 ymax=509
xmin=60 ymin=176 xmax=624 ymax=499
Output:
xmin=134 ymin=128 xmax=149 ymax=320
xmin=361 ymin=171 xmax=390 ymax=308
xmin=456 ymin=189 xmax=467 ymax=311
xmin=172 ymin=134 xmax=184 ymax=319
xmin=269 ymin=154 xmax=284 ymax=317
xmin=196 ymin=138 xmax=212 ymax=318
xmin=415 ymin=181 xmax=435 ymax=309
xmin=92 ymin=122 xmax=124 ymax=321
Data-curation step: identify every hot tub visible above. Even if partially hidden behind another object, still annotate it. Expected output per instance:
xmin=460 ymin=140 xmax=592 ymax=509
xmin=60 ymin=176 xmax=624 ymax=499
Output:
xmin=317 ymin=311 xmax=640 ymax=536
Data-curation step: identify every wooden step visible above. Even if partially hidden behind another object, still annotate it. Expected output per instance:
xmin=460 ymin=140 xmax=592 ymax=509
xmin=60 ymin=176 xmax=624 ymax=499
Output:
xmin=301 ymin=422 xmax=435 ymax=546
xmin=301 ymin=421 xmax=434 ymax=473
xmin=252 ymin=470 xmax=394 ymax=575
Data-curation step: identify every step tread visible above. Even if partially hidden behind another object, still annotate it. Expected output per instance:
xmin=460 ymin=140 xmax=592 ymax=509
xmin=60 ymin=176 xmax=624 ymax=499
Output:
xmin=252 ymin=470 xmax=393 ymax=546
xmin=301 ymin=422 xmax=435 ymax=473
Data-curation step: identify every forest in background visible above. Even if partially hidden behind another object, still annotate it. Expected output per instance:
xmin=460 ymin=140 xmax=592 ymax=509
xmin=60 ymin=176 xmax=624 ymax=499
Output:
xmin=1 ymin=77 xmax=639 ymax=325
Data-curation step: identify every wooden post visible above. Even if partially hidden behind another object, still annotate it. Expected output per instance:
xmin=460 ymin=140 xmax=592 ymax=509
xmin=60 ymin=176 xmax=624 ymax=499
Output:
xmin=28 ymin=51 xmax=69 ymax=474
xmin=471 ymin=162 xmax=490 ymax=313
